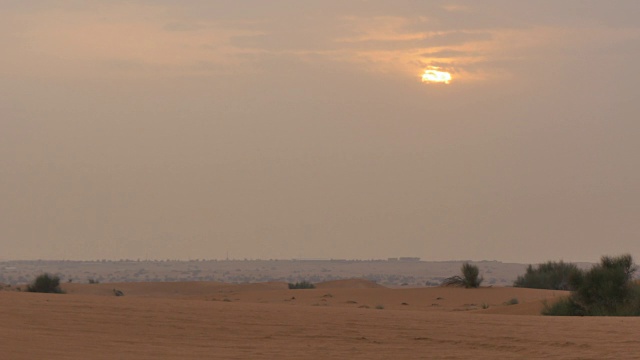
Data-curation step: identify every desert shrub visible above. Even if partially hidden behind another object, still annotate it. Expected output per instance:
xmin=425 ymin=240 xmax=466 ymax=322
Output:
xmin=544 ymin=254 xmax=640 ymax=316
xmin=288 ymin=281 xmax=315 ymax=289
xmin=27 ymin=273 xmax=63 ymax=294
xmin=514 ymin=261 xmax=580 ymax=290
xmin=462 ymin=263 xmax=483 ymax=288
xmin=572 ymin=254 xmax=638 ymax=315
xmin=442 ymin=262 xmax=483 ymax=288
xmin=505 ymin=298 xmax=519 ymax=305
xmin=542 ymin=297 xmax=585 ymax=316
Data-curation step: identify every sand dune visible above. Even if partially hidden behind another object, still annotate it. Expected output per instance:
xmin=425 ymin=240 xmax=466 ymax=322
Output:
xmin=315 ymin=278 xmax=383 ymax=289
xmin=1 ymin=281 xmax=638 ymax=359
xmin=60 ymin=281 xmax=561 ymax=313
xmin=62 ymin=281 xmax=288 ymax=298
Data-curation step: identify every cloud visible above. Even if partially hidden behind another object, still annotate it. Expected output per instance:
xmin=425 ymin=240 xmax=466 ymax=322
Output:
xmin=2 ymin=1 xmax=639 ymax=84
xmin=0 ymin=3 xmax=264 ymax=79
xmin=441 ymin=4 xmax=470 ymax=12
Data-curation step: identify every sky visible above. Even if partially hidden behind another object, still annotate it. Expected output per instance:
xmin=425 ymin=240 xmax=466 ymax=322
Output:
xmin=1 ymin=1 xmax=639 ymax=263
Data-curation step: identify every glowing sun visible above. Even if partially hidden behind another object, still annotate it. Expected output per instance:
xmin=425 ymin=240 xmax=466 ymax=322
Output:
xmin=421 ymin=68 xmax=452 ymax=84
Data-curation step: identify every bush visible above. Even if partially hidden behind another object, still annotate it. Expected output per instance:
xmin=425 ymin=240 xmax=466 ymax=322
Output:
xmin=544 ymin=254 xmax=640 ymax=316
xmin=27 ymin=274 xmax=63 ymax=294
xmin=505 ymin=298 xmax=519 ymax=305
xmin=462 ymin=263 xmax=483 ymax=288
xmin=514 ymin=261 xmax=580 ymax=290
xmin=442 ymin=262 xmax=483 ymax=288
xmin=288 ymin=281 xmax=315 ymax=289
xmin=542 ymin=297 xmax=585 ymax=316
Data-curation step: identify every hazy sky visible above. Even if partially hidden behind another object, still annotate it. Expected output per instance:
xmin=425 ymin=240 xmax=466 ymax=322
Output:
xmin=2 ymin=1 xmax=639 ymax=263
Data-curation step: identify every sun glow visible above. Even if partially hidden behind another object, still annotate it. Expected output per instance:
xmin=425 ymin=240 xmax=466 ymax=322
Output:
xmin=421 ymin=68 xmax=452 ymax=84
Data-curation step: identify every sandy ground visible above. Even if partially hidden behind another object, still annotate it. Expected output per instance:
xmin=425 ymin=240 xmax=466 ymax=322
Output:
xmin=1 ymin=280 xmax=639 ymax=359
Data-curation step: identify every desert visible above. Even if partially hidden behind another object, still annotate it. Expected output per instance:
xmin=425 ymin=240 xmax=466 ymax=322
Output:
xmin=3 ymin=1 xmax=640 ymax=359
xmin=2 ymin=279 xmax=639 ymax=359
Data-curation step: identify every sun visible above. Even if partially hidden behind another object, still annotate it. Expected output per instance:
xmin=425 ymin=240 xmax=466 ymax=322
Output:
xmin=421 ymin=68 xmax=452 ymax=84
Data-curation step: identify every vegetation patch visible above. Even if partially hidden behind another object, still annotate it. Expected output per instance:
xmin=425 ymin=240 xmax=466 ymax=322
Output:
xmin=514 ymin=261 xmax=580 ymax=290
xmin=504 ymin=298 xmax=519 ymax=305
xmin=27 ymin=273 xmax=64 ymax=294
xmin=442 ymin=263 xmax=483 ymax=288
xmin=288 ymin=281 xmax=315 ymax=289
xmin=543 ymin=254 xmax=640 ymax=316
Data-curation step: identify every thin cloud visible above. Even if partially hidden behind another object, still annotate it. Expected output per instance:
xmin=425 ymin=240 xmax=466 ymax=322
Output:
xmin=441 ymin=4 xmax=471 ymax=12
xmin=2 ymin=1 xmax=638 ymax=83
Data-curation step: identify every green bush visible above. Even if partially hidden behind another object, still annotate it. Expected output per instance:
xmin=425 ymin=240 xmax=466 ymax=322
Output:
xmin=442 ymin=262 xmax=483 ymax=288
xmin=462 ymin=263 xmax=483 ymax=288
xmin=542 ymin=297 xmax=585 ymax=316
xmin=288 ymin=281 xmax=315 ymax=289
xmin=27 ymin=273 xmax=64 ymax=294
xmin=514 ymin=261 xmax=580 ymax=290
xmin=543 ymin=254 xmax=640 ymax=316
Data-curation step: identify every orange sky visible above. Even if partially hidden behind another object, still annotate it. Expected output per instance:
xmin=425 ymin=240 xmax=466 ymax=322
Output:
xmin=1 ymin=1 xmax=639 ymax=263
